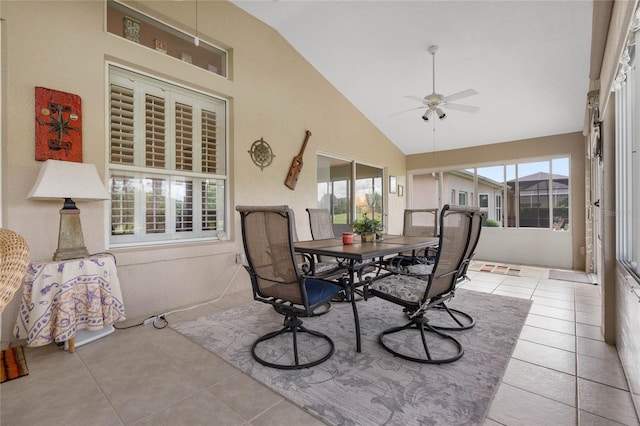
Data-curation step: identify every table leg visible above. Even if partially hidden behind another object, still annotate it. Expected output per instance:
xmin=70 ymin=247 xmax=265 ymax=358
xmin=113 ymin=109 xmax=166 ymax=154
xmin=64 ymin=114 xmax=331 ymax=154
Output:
xmin=348 ymin=261 xmax=362 ymax=353
xmin=68 ymin=337 xmax=75 ymax=353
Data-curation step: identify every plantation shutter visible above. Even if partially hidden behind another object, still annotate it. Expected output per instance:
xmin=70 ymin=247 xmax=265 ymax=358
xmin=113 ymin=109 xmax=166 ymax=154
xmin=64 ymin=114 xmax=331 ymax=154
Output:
xmin=175 ymin=103 xmax=194 ymax=171
xmin=145 ymin=94 xmax=166 ymax=168
xmin=202 ymin=109 xmax=219 ymax=174
xmin=110 ymin=84 xmax=135 ymax=164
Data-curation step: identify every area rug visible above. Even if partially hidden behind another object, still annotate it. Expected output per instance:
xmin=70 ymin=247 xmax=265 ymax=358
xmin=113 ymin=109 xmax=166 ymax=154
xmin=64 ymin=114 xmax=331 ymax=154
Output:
xmin=469 ymin=262 xmax=521 ymax=276
xmin=0 ymin=346 xmax=29 ymax=383
xmin=173 ymin=290 xmax=531 ymax=426
xmin=549 ymin=269 xmax=595 ymax=284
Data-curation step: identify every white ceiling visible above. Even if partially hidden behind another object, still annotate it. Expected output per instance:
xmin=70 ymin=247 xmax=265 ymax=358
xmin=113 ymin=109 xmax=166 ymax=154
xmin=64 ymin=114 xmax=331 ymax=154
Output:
xmin=230 ymin=0 xmax=593 ymax=155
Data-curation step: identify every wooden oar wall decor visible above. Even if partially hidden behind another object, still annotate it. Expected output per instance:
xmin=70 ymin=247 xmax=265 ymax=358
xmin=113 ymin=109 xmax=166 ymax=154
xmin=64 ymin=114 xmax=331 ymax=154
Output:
xmin=284 ymin=130 xmax=311 ymax=190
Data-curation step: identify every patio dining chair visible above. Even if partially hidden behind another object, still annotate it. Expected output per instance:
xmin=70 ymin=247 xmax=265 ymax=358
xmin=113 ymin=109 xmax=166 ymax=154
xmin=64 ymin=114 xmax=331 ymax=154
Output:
xmin=236 ymin=205 xmax=344 ymax=369
xmin=365 ymin=204 xmax=473 ymax=364
xmin=306 ymin=208 xmax=375 ymax=295
xmin=383 ymin=208 xmax=439 ymax=270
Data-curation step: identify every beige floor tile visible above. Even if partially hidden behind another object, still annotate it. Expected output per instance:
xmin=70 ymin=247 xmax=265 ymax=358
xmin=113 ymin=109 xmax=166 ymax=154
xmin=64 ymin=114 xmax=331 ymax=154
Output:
xmin=533 ymin=289 xmax=575 ymax=302
xmin=575 ymin=302 xmax=601 ymax=315
xmin=502 ymin=358 xmax=577 ymax=406
xmin=578 ymin=379 xmax=639 ymax=425
xmin=104 ymin=365 xmax=203 ymax=424
xmin=492 ymin=289 xmax=532 ymax=299
xmin=512 ymin=340 xmax=576 ymax=375
xmin=494 ymin=284 xmax=535 ymax=295
xmin=576 ymin=310 xmax=601 ymax=327
xmin=500 ymin=276 xmax=540 ymax=288
xmin=525 ymin=313 xmax=575 ymax=335
xmin=132 ymin=391 xmax=246 ymax=425
xmin=459 ymin=280 xmax=500 ymax=293
xmin=529 ymin=304 xmax=575 ymax=321
xmin=1 ymin=367 xmax=121 ymax=426
xmin=470 ymin=272 xmax=509 ymax=283
xmin=578 ymin=354 xmax=629 ymax=391
xmin=518 ymin=325 xmax=576 ymax=352
xmin=579 ymin=409 xmax=629 ymax=425
xmin=208 ymin=372 xmax=284 ymax=420
xmin=576 ymin=294 xmax=601 ymax=306
xmin=531 ymin=295 xmax=576 ymax=310
xmin=251 ymin=399 xmax=326 ymax=426
xmin=576 ymin=336 xmax=618 ymax=361
xmin=487 ymin=383 xmax=576 ymax=425
xmin=576 ymin=323 xmax=604 ymax=341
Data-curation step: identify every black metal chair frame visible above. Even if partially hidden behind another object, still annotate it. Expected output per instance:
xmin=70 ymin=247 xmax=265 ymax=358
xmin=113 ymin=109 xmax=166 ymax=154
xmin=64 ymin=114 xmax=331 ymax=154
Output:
xmin=365 ymin=204 xmax=474 ymax=364
xmin=237 ymin=205 xmax=345 ymax=369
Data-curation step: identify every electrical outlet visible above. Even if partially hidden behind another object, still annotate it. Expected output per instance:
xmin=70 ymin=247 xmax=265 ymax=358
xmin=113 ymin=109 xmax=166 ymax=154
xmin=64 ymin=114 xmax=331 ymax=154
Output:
xmin=236 ymin=253 xmax=245 ymax=264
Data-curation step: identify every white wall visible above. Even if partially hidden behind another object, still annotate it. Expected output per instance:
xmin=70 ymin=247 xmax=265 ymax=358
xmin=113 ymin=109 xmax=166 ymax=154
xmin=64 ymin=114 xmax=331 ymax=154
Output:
xmin=476 ymin=227 xmax=573 ymax=268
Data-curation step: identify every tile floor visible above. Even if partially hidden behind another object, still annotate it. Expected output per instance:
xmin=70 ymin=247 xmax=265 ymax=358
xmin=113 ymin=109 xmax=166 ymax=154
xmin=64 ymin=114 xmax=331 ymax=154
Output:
xmin=1 ymin=264 xmax=638 ymax=425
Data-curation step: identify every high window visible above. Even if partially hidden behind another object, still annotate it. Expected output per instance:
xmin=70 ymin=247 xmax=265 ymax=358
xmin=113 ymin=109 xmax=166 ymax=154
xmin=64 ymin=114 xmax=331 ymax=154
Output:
xmin=108 ymin=65 xmax=227 ymax=246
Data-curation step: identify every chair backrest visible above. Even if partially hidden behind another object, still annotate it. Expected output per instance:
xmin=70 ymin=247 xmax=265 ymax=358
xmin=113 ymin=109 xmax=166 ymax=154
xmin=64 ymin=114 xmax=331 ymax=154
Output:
xmin=458 ymin=210 xmax=485 ymax=279
xmin=236 ymin=205 xmax=306 ymax=305
xmin=0 ymin=229 xmax=30 ymax=314
xmin=403 ymin=209 xmax=438 ymax=237
xmin=424 ymin=205 xmax=474 ymax=301
xmin=306 ymin=208 xmax=335 ymax=240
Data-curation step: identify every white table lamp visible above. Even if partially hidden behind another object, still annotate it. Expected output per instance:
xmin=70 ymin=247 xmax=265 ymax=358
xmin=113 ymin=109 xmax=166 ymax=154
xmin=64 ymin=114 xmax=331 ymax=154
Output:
xmin=27 ymin=159 xmax=110 ymax=261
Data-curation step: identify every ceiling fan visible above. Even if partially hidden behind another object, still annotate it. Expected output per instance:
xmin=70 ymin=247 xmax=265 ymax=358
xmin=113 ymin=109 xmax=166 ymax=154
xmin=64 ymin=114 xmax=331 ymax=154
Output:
xmin=394 ymin=45 xmax=480 ymax=121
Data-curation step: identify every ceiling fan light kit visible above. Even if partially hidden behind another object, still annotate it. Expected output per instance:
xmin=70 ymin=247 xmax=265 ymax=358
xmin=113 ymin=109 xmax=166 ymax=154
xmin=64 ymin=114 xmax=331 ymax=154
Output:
xmin=395 ymin=45 xmax=479 ymax=122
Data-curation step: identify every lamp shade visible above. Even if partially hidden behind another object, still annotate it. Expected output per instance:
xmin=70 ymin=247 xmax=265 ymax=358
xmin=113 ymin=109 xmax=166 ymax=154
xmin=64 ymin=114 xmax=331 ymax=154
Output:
xmin=27 ymin=159 xmax=110 ymax=201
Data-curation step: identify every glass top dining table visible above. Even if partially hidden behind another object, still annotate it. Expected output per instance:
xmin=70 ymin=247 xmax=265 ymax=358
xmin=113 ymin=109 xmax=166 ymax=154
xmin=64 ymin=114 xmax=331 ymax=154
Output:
xmin=294 ymin=235 xmax=439 ymax=352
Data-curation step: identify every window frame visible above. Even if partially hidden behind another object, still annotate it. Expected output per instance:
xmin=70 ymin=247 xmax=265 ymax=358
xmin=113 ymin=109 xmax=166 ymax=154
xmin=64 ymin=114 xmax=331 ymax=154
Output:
xmin=107 ymin=63 xmax=228 ymax=248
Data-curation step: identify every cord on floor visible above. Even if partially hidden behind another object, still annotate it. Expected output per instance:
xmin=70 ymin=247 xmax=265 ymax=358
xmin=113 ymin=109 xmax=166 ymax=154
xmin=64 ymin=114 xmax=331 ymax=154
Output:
xmin=113 ymin=264 xmax=243 ymax=330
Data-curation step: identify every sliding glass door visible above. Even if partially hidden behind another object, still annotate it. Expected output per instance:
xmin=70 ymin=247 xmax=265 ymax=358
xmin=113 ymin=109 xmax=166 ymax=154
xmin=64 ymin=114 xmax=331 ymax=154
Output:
xmin=317 ymin=154 xmax=383 ymax=235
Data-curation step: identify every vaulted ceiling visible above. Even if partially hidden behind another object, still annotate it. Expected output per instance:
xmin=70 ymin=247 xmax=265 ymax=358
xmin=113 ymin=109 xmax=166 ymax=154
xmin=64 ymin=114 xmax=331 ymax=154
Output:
xmin=231 ymin=1 xmax=593 ymax=155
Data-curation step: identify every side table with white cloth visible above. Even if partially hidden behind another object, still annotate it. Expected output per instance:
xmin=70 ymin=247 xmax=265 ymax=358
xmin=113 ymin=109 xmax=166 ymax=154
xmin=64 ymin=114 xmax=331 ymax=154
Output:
xmin=14 ymin=253 xmax=126 ymax=352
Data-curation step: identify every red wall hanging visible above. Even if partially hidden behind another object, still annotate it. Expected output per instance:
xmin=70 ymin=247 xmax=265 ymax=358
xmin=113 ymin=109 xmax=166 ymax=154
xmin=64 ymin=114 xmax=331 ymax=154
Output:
xmin=34 ymin=87 xmax=82 ymax=162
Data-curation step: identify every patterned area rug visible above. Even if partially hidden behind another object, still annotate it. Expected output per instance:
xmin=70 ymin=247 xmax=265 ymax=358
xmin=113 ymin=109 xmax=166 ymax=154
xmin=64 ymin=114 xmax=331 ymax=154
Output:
xmin=469 ymin=262 xmax=521 ymax=276
xmin=0 ymin=346 xmax=29 ymax=383
xmin=173 ymin=290 xmax=531 ymax=425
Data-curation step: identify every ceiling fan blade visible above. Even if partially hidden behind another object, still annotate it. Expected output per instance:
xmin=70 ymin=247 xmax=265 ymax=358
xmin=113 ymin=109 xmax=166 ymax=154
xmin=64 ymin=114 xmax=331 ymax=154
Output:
xmin=388 ymin=106 xmax=425 ymax=117
xmin=404 ymin=95 xmax=426 ymax=103
xmin=443 ymin=103 xmax=480 ymax=113
xmin=442 ymin=89 xmax=478 ymax=103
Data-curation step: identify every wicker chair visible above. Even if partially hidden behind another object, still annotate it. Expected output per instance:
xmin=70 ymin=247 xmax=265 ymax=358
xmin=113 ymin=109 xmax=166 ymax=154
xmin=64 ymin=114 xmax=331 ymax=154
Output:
xmin=365 ymin=205 xmax=473 ymax=364
xmin=0 ymin=229 xmax=30 ymax=314
xmin=236 ymin=205 xmax=344 ymax=369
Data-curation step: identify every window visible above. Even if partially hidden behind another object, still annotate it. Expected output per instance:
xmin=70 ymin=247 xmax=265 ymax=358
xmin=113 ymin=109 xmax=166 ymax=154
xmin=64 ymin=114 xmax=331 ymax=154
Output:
xmin=478 ymin=194 xmax=489 ymax=208
xmin=410 ymin=157 xmax=569 ymax=230
xmin=109 ymin=66 xmax=227 ymax=246
xmin=616 ymin=30 xmax=640 ymax=276
xmin=106 ymin=1 xmax=227 ymax=77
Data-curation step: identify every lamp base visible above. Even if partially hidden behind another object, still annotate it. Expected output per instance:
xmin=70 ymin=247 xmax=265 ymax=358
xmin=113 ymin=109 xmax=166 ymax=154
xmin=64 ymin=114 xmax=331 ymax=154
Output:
xmin=53 ymin=204 xmax=89 ymax=261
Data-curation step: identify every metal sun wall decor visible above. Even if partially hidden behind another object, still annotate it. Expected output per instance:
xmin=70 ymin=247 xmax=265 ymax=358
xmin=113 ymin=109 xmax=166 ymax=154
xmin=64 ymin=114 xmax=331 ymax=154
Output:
xmin=248 ymin=137 xmax=275 ymax=171
xmin=34 ymin=87 xmax=82 ymax=162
